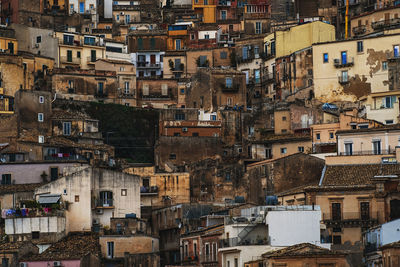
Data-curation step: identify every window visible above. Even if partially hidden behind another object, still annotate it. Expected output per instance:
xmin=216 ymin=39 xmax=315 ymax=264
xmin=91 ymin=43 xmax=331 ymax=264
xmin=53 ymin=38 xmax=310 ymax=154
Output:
xmin=204 ymin=34 xmax=210 ymax=40
xmin=341 ymin=70 xmax=348 ymax=83
xmin=221 ymin=10 xmax=227 ymax=20
xmin=194 ymin=242 xmax=197 ymax=256
xmin=84 ymin=36 xmax=96 ymax=46
xmin=175 ymin=39 xmax=181 ymax=50
xmin=357 ymin=41 xmax=363 ymax=53
xmin=169 ymin=153 xmax=176 ymax=159
xmin=333 ymin=235 xmax=342 ymax=244
xmin=32 ymin=231 xmax=40 ymax=239
xmin=204 ymin=0 xmax=208 ymax=4
xmin=360 ymin=202 xmax=370 ymax=220
xmin=226 ymin=77 xmax=233 ymax=88
xmin=345 ymin=142 xmax=353 ymax=155
xmin=1 ymin=174 xmax=11 ymax=185
xmin=77 ymin=51 xmax=81 ymax=58
xmin=382 ymin=61 xmax=388 ymax=70
xmin=227 ymin=97 xmax=232 ymax=106
xmin=254 ymin=46 xmax=260 ymax=58
xmin=332 ymin=202 xmax=341 ymax=220
xmin=316 ymin=133 xmax=320 ymax=140
xmin=90 ymin=50 xmax=96 ymax=62
xmin=38 ymin=135 xmax=44 ymax=144
xmin=39 ymin=96 xmax=44 ymax=103
xmin=36 ymin=35 xmax=42 ymax=43
xmin=386 ymin=120 xmax=394 ymax=124
xmin=161 ymin=84 xmax=168 ymax=96
xmin=242 ymin=46 xmax=248 ymax=60
xmin=373 ymin=140 xmax=381 ymax=155
xmin=394 ymin=45 xmax=399 ymax=58
xmin=142 ymin=84 xmax=149 ymax=95
xmin=192 ymin=132 xmax=199 ymax=136
xmin=329 ymin=132 xmax=334 ymax=139
xmin=255 ymin=22 xmax=261 ymax=34
xmin=67 ymin=50 xmax=73 ymax=62
xmin=38 ymin=113 xmax=44 ymax=122
xmin=298 ymin=146 xmax=304 ymax=152
xmin=225 ymin=172 xmax=231 ymax=181
xmin=98 ymin=82 xmax=104 ymax=94
xmin=384 ymin=96 xmax=396 ymax=108
xmin=282 ymin=116 xmax=286 ymax=121
xmin=75 ymin=195 xmax=80 ymax=202
xmin=107 ymin=241 xmax=114 ymax=258
xmin=323 ymin=53 xmax=328 ymax=63
xmin=63 ymin=122 xmax=71 ymax=136
xmin=234 ymin=258 xmax=238 ymax=267
xmin=100 ymin=191 xmax=113 ymax=207
xmin=121 ymin=189 xmax=127 ymax=196
xmin=1 ymin=258 xmax=8 ymax=267
xmin=63 ymin=34 xmax=74 ymax=45
xmin=175 ymin=113 xmax=185 ymax=120
xmin=211 ymin=115 xmax=217 ymax=120
xmin=341 ymin=51 xmax=347 ymax=64
xmin=124 ymin=82 xmax=130 ymax=94
xmin=280 ymin=147 xmax=287 ymax=154
xmin=50 ymin=167 xmax=58 ymax=181
xmin=220 ymin=51 xmax=227 ymax=59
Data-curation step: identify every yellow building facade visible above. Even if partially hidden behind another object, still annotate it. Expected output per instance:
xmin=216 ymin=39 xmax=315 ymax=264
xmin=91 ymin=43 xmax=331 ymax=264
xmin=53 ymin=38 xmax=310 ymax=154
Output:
xmin=192 ymin=0 xmax=216 ymax=23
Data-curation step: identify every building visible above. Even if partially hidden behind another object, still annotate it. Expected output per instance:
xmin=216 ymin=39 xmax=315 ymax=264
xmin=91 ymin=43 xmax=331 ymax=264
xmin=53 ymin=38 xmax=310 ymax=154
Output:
xmin=20 ymin=232 xmax=101 ymax=267
xmin=55 ymin=31 xmax=106 ymax=69
xmin=261 ymin=243 xmax=350 ymax=267
xmin=364 ymin=218 xmax=400 ymax=266
xmin=0 ymin=242 xmax=38 ymax=267
xmin=68 ymin=0 xmax=97 ymax=15
xmin=34 ymin=166 xmax=141 ymax=232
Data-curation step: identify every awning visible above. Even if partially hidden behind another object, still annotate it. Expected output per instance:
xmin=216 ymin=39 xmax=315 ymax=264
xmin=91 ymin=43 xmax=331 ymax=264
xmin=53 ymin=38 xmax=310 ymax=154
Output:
xmin=38 ymin=194 xmax=61 ymax=204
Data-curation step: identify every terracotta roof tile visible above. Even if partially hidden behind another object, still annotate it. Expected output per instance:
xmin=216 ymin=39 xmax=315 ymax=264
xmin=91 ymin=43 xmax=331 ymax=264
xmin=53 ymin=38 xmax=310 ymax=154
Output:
xmin=262 ymin=243 xmax=347 ymax=258
xmin=322 ymin=164 xmax=400 ymax=186
xmin=0 ymin=183 xmax=44 ymax=194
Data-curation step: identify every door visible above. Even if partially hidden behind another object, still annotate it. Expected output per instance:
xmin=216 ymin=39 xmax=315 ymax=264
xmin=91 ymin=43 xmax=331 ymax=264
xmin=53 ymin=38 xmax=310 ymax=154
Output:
xmin=107 ymin=242 xmax=114 ymax=258
xmin=332 ymin=203 xmax=341 ymax=220
xmin=150 ymin=54 xmax=156 ymax=65
xmin=7 ymin=42 xmax=14 ymax=54
xmin=341 ymin=51 xmax=347 ymax=64
xmin=67 ymin=50 xmax=72 ymax=62
xmin=91 ymin=50 xmax=96 ymax=62
xmin=360 ymin=202 xmax=370 ymax=220
xmin=79 ymin=2 xmax=84 ymax=13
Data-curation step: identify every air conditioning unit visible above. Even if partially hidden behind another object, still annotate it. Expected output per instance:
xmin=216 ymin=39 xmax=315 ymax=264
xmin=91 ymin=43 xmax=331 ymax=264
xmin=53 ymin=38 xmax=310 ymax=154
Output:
xmin=96 ymin=209 xmax=103 ymax=214
xmin=182 ymin=127 xmax=188 ymax=132
xmin=53 ymin=262 xmax=61 ymax=267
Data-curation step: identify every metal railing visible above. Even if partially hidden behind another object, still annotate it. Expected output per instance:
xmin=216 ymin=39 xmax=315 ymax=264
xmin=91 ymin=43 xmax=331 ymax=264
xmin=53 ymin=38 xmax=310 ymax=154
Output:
xmin=219 ymin=237 xmax=269 ymax=248
xmin=322 ymin=211 xmax=378 ymax=221
xmin=334 ymin=57 xmax=354 ymax=68
xmin=87 ymin=57 xmax=97 ymax=63
xmin=338 ymin=149 xmax=395 ymax=156
xmin=372 ymin=18 xmax=400 ymax=30
xmin=338 ymin=76 xmax=349 ymax=84
xmin=137 ymin=62 xmax=161 ymax=68
xmin=44 ymin=154 xmax=88 ymax=161
xmin=352 ymin=25 xmax=366 ymax=35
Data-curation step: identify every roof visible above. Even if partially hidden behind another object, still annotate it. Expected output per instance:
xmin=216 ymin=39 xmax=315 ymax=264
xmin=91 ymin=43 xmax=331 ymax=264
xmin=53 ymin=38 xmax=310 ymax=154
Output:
xmin=262 ymin=243 xmax=347 ymax=258
xmin=247 ymin=152 xmax=323 ymax=168
xmin=320 ymin=163 xmax=400 ymax=186
xmin=96 ymin=58 xmax=133 ymax=65
xmin=0 ymin=241 xmax=34 ymax=252
xmin=38 ymin=194 xmax=61 ymax=204
xmin=0 ymin=183 xmax=43 ymax=194
xmin=380 ymin=240 xmax=400 ymax=250
xmin=336 ymin=124 xmax=400 ymax=135
xmin=21 ymin=232 xmax=100 ymax=262
xmin=51 ymin=109 xmax=92 ymax=120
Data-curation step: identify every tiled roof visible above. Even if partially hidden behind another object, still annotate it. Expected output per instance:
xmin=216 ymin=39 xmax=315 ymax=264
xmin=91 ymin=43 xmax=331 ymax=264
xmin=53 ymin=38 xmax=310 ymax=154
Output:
xmin=262 ymin=243 xmax=347 ymax=258
xmin=321 ymin=164 xmax=400 ymax=186
xmin=0 ymin=183 xmax=43 ymax=194
xmin=336 ymin=124 xmax=400 ymax=135
xmin=21 ymin=232 xmax=100 ymax=261
xmin=0 ymin=241 xmax=32 ymax=251
xmin=51 ymin=109 xmax=91 ymax=120
xmin=380 ymin=240 xmax=400 ymax=249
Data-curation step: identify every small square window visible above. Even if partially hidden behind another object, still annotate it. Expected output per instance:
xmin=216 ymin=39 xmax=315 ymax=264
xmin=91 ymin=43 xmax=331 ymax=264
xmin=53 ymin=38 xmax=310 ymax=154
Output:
xmin=298 ymin=146 xmax=304 ymax=152
xmin=121 ymin=189 xmax=127 ymax=196
xmin=357 ymin=41 xmax=364 ymax=53
xmin=323 ymin=53 xmax=328 ymax=63
xmin=281 ymin=129 xmax=287 ymax=133
xmin=169 ymin=153 xmax=176 ymax=159
xmin=180 ymin=88 xmax=185 ymax=94
xmin=75 ymin=195 xmax=79 ymax=202
xmin=36 ymin=36 xmax=42 ymax=43
xmin=32 ymin=231 xmax=40 ymax=239
xmin=316 ymin=133 xmax=321 ymax=140
xmin=220 ymin=51 xmax=227 ymax=59
xmin=38 ymin=135 xmax=44 ymax=144
xmin=38 ymin=113 xmax=44 ymax=122
xmin=282 ymin=116 xmax=286 ymax=121
xmin=280 ymin=147 xmax=287 ymax=154
xmin=329 ymin=132 xmax=334 ymax=139
xmin=226 ymin=77 xmax=232 ymax=88
xmin=39 ymin=96 xmax=44 ymax=103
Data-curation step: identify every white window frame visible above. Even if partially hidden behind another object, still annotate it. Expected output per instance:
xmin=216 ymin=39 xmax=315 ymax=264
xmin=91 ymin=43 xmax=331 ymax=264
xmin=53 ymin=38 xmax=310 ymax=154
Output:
xmin=38 ymin=113 xmax=44 ymax=122
xmin=39 ymin=96 xmax=44 ymax=103
xmin=38 ymin=135 xmax=44 ymax=143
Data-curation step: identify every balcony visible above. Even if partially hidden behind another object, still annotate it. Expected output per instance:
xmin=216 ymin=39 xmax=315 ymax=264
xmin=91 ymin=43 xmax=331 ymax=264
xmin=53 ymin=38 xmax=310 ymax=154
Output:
xmin=263 ymin=72 xmax=275 ymax=84
xmin=322 ymin=212 xmax=378 ymax=228
xmin=60 ymin=56 xmax=81 ymax=65
xmin=140 ymin=186 xmax=158 ymax=195
xmin=338 ymin=148 xmax=395 ymax=156
xmin=200 ymin=254 xmax=218 ymax=263
xmin=338 ymin=76 xmax=349 ymax=85
xmin=372 ymin=18 xmax=400 ymax=30
xmin=352 ymin=25 xmax=366 ymax=36
xmin=137 ymin=62 xmax=161 ymax=69
xmin=364 ymin=242 xmax=378 ymax=254
xmin=220 ymin=83 xmax=240 ymax=92
xmin=94 ymin=92 xmax=109 ymax=98
xmin=44 ymin=154 xmax=88 ymax=162
xmin=334 ymin=57 xmax=354 ymax=68
xmin=119 ymin=91 xmax=135 ymax=98
xmin=219 ymin=237 xmax=270 ymax=248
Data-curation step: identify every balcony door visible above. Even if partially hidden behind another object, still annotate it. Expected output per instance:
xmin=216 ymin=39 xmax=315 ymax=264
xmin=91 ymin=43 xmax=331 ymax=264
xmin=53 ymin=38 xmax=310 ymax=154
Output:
xmin=360 ymin=202 xmax=370 ymax=220
xmin=100 ymin=191 xmax=113 ymax=207
xmin=332 ymin=203 xmax=342 ymax=221
xmin=341 ymin=51 xmax=347 ymax=64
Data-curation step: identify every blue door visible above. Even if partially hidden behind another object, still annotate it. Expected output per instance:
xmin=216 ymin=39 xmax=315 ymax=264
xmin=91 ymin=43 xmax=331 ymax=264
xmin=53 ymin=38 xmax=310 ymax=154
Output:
xmin=79 ymin=2 xmax=84 ymax=13
xmin=341 ymin=51 xmax=347 ymax=64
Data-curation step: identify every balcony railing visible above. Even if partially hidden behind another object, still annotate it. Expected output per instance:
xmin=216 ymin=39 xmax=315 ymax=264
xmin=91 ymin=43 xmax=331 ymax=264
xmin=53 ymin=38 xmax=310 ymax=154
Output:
xmin=372 ymin=18 xmax=400 ymax=30
xmin=95 ymin=199 xmax=114 ymax=208
xmin=60 ymin=56 xmax=81 ymax=65
xmin=364 ymin=242 xmax=378 ymax=254
xmin=338 ymin=76 xmax=349 ymax=84
xmin=352 ymin=25 xmax=366 ymax=35
xmin=322 ymin=212 xmax=378 ymax=227
xmin=219 ymin=237 xmax=270 ymax=248
xmin=137 ymin=62 xmax=161 ymax=68
xmin=87 ymin=57 xmax=97 ymax=64
xmin=334 ymin=57 xmax=354 ymax=68
xmin=140 ymin=186 xmax=159 ymax=195
xmin=200 ymin=254 xmax=218 ymax=263
xmin=338 ymin=149 xmax=395 ymax=156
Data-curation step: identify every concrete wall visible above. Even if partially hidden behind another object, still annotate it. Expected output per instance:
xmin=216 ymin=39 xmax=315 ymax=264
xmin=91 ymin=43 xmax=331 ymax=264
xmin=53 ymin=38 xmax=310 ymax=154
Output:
xmin=0 ymin=162 xmax=86 ymax=184
xmin=266 ymin=209 xmax=321 ymax=246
